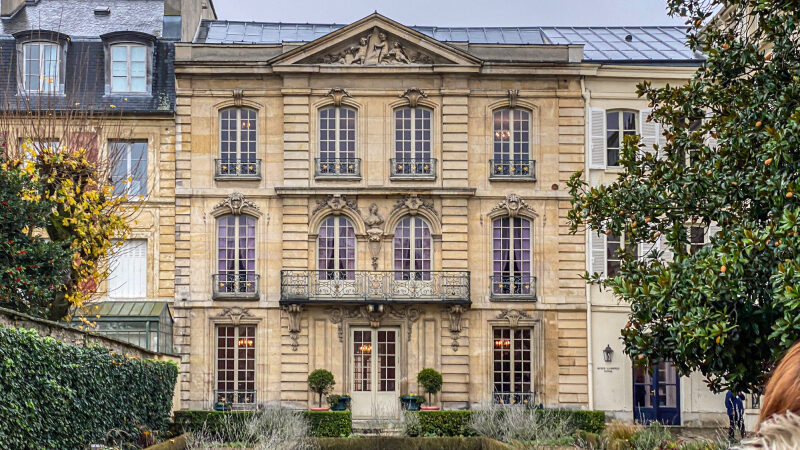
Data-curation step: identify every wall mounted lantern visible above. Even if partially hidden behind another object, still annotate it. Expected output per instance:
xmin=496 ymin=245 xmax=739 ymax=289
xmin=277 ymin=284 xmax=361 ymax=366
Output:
xmin=603 ymin=345 xmax=614 ymax=363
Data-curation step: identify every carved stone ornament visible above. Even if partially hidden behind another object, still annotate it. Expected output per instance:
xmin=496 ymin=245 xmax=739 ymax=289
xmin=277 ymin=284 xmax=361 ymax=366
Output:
xmin=326 ymin=305 xmax=421 ymax=342
xmin=283 ymin=304 xmax=303 ymax=351
xmin=389 ymin=305 xmax=422 ymax=341
xmin=400 ymin=88 xmax=428 ymax=108
xmin=508 ymin=89 xmax=520 ymax=109
xmin=326 ymin=88 xmax=351 ymax=107
xmin=213 ymin=192 xmax=259 ymax=216
xmin=496 ymin=309 xmax=531 ymax=327
xmin=363 ymin=203 xmax=384 ymax=270
xmin=491 ymin=194 xmax=534 ymax=218
xmin=233 ymin=89 xmax=244 ymax=106
xmin=213 ymin=307 xmax=253 ymax=326
xmin=313 ymin=194 xmax=358 ymax=216
xmin=312 ymin=27 xmax=435 ymax=65
xmin=393 ymin=194 xmax=437 ymax=217
xmin=448 ymin=305 xmax=464 ymax=351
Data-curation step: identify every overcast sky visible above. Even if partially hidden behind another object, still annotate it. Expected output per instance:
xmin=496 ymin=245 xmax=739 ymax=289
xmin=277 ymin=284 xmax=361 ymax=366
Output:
xmin=212 ymin=0 xmax=685 ymax=27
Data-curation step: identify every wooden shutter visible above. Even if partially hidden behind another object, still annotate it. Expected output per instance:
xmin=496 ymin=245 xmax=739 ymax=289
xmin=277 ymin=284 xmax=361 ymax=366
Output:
xmin=108 ymin=239 xmax=147 ymax=298
xmin=589 ymin=108 xmax=606 ymax=169
xmin=590 ymin=230 xmax=607 ymax=278
xmin=639 ymin=109 xmax=659 ymax=155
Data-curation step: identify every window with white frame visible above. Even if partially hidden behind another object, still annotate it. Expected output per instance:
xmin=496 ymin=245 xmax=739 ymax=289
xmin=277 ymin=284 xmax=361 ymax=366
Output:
xmin=219 ymin=107 xmax=258 ymax=176
xmin=110 ymin=43 xmax=147 ymax=93
xmin=491 ymin=217 xmax=533 ymax=296
xmin=590 ymin=108 xmax=662 ymax=169
xmin=217 ymin=215 xmax=257 ymax=294
xmin=110 ymin=140 xmax=147 ymax=197
xmin=493 ymin=327 xmax=533 ymax=404
xmin=215 ymin=324 xmax=256 ymax=405
xmin=22 ymin=42 xmax=60 ymax=93
xmin=393 ymin=106 xmax=432 ymax=175
xmin=606 ymin=110 xmax=638 ymax=167
xmin=393 ymin=216 xmax=432 ymax=281
xmin=108 ymin=239 xmax=147 ymax=298
xmin=492 ymin=108 xmax=532 ymax=177
xmin=318 ymin=106 xmax=357 ymax=175
xmin=317 ymin=216 xmax=356 ymax=280
xmin=591 ymin=232 xmax=640 ymax=278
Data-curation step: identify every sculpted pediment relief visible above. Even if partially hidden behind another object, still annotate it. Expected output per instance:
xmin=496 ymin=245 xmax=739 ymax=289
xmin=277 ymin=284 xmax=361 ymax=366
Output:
xmin=302 ymin=26 xmax=444 ymax=65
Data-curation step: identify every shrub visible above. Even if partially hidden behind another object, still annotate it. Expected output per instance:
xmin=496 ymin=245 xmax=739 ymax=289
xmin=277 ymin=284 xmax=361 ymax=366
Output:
xmin=604 ymin=420 xmax=640 ymax=442
xmin=184 ymin=406 xmax=313 ymax=450
xmin=631 ymin=422 xmax=672 ymax=450
xmin=417 ymin=368 xmax=443 ymax=404
xmin=544 ymin=409 xmax=606 ymax=434
xmin=469 ymin=404 xmax=575 ymax=444
xmin=174 ymin=410 xmax=352 ymax=438
xmin=308 ymin=369 xmax=335 ymax=407
xmin=404 ymin=411 xmax=476 ymax=437
xmin=0 ymin=326 xmax=177 ymax=449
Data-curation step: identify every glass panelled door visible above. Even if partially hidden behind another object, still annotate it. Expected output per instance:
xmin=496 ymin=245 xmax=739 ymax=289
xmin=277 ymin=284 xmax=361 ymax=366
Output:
xmin=633 ymin=361 xmax=680 ymax=425
xmin=350 ymin=328 xmax=399 ymax=419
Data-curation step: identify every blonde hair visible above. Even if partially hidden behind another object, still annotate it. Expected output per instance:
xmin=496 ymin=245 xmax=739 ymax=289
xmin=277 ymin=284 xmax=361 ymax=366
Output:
xmin=759 ymin=341 xmax=800 ymax=427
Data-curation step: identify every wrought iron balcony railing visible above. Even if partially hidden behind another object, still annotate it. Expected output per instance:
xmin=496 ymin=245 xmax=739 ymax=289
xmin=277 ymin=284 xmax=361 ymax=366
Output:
xmin=488 ymin=159 xmax=536 ymax=180
xmin=493 ymin=391 xmax=539 ymax=407
xmin=280 ymin=270 xmax=470 ymax=303
xmin=314 ymin=157 xmax=361 ymax=179
xmin=212 ymin=273 xmax=260 ymax=300
xmin=214 ymin=158 xmax=262 ymax=180
xmin=214 ymin=390 xmax=256 ymax=409
xmin=389 ymin=158 xmax=437 ymax=180
xmin=490 ymin=274 xmax=537 ymax=300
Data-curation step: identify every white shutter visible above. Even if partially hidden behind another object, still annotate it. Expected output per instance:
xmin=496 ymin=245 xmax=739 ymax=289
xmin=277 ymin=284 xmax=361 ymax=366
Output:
xmin=707 ymin=222 xmax=722 ymax=240
xmin=590 ymin=230 xmax=607 ymax=278
xmin=639 ymin=109 xmax=659 ymax=155
xmin=659 ymin=234 xmax=673 ymax=263
xmin=589 ymin=108 xmax=606 ymax=169
xmin=108 ymin=239 xmax=147 ymax=298
xmin=639 ymin=236 xmax=661 ymax=262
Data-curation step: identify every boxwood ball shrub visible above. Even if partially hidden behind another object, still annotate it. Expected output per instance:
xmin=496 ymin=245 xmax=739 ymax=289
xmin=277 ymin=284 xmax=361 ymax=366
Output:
xmin=417 ymin=368 xmax=443 ymax=404
xmin=308 ymin=369 xmax=335 ymax=407
xmin=0 ymin=327 xmax=178 ymax=449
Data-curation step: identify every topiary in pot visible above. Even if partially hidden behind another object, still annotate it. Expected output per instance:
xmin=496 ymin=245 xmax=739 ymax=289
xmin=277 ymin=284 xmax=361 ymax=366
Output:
xmin=417 ymin=368 xmax=443 ymax=408
xmin=308 ymin=369 xmax=335 ymax=408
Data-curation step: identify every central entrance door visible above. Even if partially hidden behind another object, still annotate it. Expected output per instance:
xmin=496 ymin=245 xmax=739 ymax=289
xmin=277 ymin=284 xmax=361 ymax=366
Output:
xmin=350 ymin=327 xmax=400 ymax=419
xmin=633 ymin=361 xmax=681 ymax=425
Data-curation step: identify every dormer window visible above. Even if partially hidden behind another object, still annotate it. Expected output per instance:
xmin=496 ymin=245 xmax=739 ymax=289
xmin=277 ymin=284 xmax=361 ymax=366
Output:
xmin=22 ymin=42 xmax=61 ymax=93
xmin=110 ymin=44 xmax=147 ymax=93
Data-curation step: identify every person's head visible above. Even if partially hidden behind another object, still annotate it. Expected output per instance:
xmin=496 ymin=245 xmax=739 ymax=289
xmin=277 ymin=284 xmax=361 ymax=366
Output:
xmin=759 ymin=341 xmax=800 ymax=427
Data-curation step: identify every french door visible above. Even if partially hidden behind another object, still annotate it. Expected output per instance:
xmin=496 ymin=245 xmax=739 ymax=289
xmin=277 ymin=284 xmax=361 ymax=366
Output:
xmin=350 ymin=328 xmax=399 ymax=419
xmin=633 ymin=361 xmax=680 ymax=425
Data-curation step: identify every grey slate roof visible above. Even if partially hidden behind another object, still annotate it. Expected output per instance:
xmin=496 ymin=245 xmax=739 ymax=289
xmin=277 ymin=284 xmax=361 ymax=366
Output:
xmin=194 ymin=20 xmax=701 ymax=63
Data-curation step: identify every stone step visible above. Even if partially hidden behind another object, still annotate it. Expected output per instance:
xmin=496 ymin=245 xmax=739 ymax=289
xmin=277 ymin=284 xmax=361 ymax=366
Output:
xmin=352 ymin=419 xmax=404 ymax=437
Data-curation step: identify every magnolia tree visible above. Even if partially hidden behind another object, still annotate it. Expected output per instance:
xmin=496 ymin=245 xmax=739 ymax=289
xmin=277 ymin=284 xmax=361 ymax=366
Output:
xmin=568 ymin=0 xmax=800 ymax=393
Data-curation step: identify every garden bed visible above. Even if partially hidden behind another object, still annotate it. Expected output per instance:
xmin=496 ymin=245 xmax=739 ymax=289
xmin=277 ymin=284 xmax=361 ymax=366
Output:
xmin=316 ymin=436 xmax=509 ymax=449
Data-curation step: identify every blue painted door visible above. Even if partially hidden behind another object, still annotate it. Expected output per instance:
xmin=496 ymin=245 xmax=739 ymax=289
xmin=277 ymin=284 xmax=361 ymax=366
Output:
xmin=633 ymin=361 xmax=680 ymax=425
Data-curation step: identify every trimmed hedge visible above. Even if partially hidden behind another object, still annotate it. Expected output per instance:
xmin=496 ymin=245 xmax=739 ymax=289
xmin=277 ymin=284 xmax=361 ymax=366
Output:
xmin=316 ymin=436 xmax=510 ymax=449
xmin=174 ymin=410 xmax=352 ymax=438
xmin=0 ymin=326 xmax=177 ymax=449
xmin=405 ymin=409 xmax=605 ymax=437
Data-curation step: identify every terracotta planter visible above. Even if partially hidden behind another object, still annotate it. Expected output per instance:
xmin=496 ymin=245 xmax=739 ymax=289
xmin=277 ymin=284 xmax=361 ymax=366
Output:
xmin=310 ymin=407 xmax=330 ymax=411
xmin=420 ymin=405 xmax=440 ymax=411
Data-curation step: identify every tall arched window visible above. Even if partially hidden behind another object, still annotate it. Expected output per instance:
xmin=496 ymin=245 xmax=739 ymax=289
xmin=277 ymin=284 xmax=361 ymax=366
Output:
xmin=394 ymin=217 xmax=432 ymax=280
xmin=217 ymin=215 xmax=257 ymax=294
xmin=317 ymin=106 xmax=358 ymax=177
xmin=492 ymin=217 xmax=532 ymax=296
xmin=392 ymin=106 xmax=433 ymax=177
xmin=317 ymin=216 xmax=356 ymax=280
xmin=491 ymin=108 xmax=533 ymax=178
xmin=218 ymin=107 xmax=258 ymax=177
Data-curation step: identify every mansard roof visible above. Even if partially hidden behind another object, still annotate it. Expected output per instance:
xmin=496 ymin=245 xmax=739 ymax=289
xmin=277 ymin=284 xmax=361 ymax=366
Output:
xmin=195 ymin=18 xmax=703 ymax=64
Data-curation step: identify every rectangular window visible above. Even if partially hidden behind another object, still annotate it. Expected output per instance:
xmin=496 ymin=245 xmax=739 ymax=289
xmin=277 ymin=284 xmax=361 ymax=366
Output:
xmin=216 ymin=325 xmax=256 ymax=405
xmin=23 ymin=42 xmax=60 ymax=93
xmin=18 ymin=139 xmax=60 ymax=159
xmin=108 ymin=239 xmax=147 ymax=298
xmin=111 ymin=44 xmax=147 ymax=93
xmin=493 ymin=328 xmax=533 ymax=404
xmin=689 ymin=226 xmax=705 ymax=255
xmin=606 ymin=111 xmax=637 ymax=167
xmin=607 ymin=233 xmax=637 ymax=277
xmin=110 ymin=140 xmax=147 ymax=197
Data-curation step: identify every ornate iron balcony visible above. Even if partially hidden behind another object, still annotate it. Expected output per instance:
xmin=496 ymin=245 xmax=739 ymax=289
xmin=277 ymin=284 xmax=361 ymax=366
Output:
xmin=314 ymin=157 xmax=361 ymax=179
xmin=280 ymin=270 xmax=470 ymax=304
xmin=389 ymin=158 xmax=437 ymax=180
xmin=489 ymin=274 xmax=537 ymax=300
xmin=214 ymin=159 xmax=262 ymax=180
xmin=212 ymin=273 xmax=259 ymax=300
xmin=214 ymin=390 xmax=256 ymax=409
xmin=488 ymin=159 xmax=536 ymax=180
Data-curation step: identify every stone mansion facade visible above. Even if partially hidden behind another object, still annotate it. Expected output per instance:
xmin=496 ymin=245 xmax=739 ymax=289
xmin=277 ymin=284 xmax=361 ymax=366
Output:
xmin=3 ymin=0 xmax=728 ymax=425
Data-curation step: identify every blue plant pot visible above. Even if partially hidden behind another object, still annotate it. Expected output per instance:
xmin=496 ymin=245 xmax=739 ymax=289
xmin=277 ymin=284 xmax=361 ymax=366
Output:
xmin=400 ymin=395 xmax=422 ymax=411
xmin=331 ymin=396 xmax=351 ymax=411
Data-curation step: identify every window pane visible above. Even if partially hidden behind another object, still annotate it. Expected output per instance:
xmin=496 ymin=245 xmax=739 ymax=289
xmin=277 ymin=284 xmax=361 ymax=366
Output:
xmin=111 ymin=77 xmax=127 ymax=92
xmin=131 ymin=61 xmax=146 ymax=78
xmin=111 ymin=45 xmax=128 ymax=62
xmin=112 ymin=61 xmax=128 ymax=77
xmin=130 ymin=45 xmax=146 ymax=62
xmin=130 ymin=76 xmax=146 ymax=92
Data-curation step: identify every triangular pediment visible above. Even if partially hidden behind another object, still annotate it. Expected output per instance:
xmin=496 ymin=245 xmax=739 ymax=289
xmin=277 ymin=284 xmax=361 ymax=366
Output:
xmin=271 ymin=13 xmax=481 ymax=67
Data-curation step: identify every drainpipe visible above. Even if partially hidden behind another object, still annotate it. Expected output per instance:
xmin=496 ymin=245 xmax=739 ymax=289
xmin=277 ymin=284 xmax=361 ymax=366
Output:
xmin=581 ymin=77 xmax=594 ymax=411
